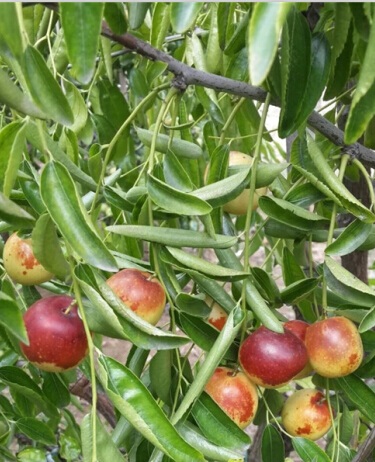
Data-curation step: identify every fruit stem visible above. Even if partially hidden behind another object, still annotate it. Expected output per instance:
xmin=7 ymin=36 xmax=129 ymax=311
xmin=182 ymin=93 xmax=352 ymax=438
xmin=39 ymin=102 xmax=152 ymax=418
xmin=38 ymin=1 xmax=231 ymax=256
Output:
xmin=326 ymin=378 xmax=340 ymax=462
xmin=219 ymin=98 xmax=245 ymax=146
xmin=67 ymin=252 xmax=98 ymax=462
xmin=241 ymin=93 xmax=271 ymax=341
xmin=63 ymin=299 xmax=76 ymax=315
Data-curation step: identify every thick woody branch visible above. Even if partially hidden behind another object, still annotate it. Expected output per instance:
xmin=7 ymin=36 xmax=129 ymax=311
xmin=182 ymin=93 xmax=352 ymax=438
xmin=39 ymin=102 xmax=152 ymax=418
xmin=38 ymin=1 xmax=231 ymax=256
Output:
xmin=102 ymin=26 xmax=375 ymax=167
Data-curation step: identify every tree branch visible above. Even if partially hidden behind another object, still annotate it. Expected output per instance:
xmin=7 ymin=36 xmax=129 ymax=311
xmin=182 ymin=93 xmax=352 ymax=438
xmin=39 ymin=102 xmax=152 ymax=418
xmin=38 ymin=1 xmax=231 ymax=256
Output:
xmin=102 ymin=26 xmax=375 ymax=167
xmin=352 ymin=426 xmax=375 ymax=462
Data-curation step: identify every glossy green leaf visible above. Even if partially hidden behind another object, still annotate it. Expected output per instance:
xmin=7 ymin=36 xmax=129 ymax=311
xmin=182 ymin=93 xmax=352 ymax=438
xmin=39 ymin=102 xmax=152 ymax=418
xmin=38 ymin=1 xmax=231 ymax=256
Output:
xmin=65 ymin=81 xmax=88 ymax=133
xmin=32 ymin=214 xmax=70 ymax=280
xmin=60 ymin=3 xmax=104 ymax=84
xmin=281 ymin=278 xmax=319 ymax=304
xmin=176 ymin=293 xmax=210 ymax=318
xmin=41 ymin=373 xmax=70 ymax=409
xmin=345 ymin=16 xmax=375 ymax=143
xmin=98 ymin=355 xmax=205 ymax=461
xmin=217 ymin=3 xmax=234 ymax=50
xmin=292 ymin=438 xmax=331 ymax=462
xmin=252 ymin=267 xmax=281 ymax=305
xmin=324 ymin=256 xmax=375 ymax=308
xmin=166 ymin=247 xmax=249 ymax=281
xmin=171 ymin=2 xmax=203 ymax=33
xmin=147 ymin=174 xmax=211 ymax=216
xmin=359 ymin=305 xmax=375 ymax=333
xmin=128 ymin=2 xmax=150 ymax=30
xmin=0 ymin=3 xmax=24 ymax=59
xmin=259 ymin=196 xmax=329 ymax=231
xmin=163 ymin=150 xmax=194 ymax=192
xmin=172 ymin=307 xmax=244 ymax=425
xmin=177 ymin=421 xmax=244 ymax=462
xmin=0 ymin=292 xmax=28 ymax=344
xmin=16 ymin=418 xmax=55 ymax=446
xmin=81 ymin=412 xmax=124 ymax=462
xmin=192 ymin=392 xmax=250 ymax=450
xmin=224 ymin=10 xmax=249 ymax=56
xmin=296 ymin=33 xmax=331 ymax=126
xmin=151 ymin=3 xmax=170 ymax=49
xmin=331 ymin=4 xmax=351 ymax=64
xmin=0 ymin=366 xmax=57 ymax=418
xmin=179 ymin=313 xmax=237 ymax=362
xmin=216 ymin=248 xmax=283 ymax=333
xmin=0 ymin=122 xmax=23 ymax=193
xmin=3 ymin=123 xmax=25 ymax=198
xmin=326 ymin=219 xmax=372 ymax=256
xmin=150 ymin=350 xmax=172 ymax=405
xmin=104 ymin=3 xmax=127 ymax=34
xmin=339 ymin=403 xmax=354 ymax=445
xmin=0 ymin=68 xmax=45 ymax=118
xmin=206 ymin=4 xmax=221 ymax=74
xmin=23 ymin=45 xmax=73 ymax=126
xmin=137 ymin=128 xmax=203 ymax=158
xmin=333 ymin=374 xmax=375 ymax=423
xmin=106 ymin=225 xmax=237 ymax=249
xmin=25 ymin=122 xmax=97 ymax=191
xmin=0 ymin=192 xmax=35 ymax=228
xmin=279 ymin=7 xmax=311 ymax=138
xmin=282 ymin=247 xmax=305 ymax=285
xmin=249 ymin=3 xmax=291 ymax=86
xmin=40 ymin=161 xmax=117 ymax=272
xmin=261 ymin=424 xmax=284 ymax=462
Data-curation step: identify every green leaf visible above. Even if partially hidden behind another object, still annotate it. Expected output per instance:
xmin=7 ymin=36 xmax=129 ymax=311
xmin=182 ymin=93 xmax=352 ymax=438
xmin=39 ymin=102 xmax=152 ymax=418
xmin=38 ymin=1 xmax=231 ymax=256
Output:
xmin=0 ymin=292 xmax=28 ymax=343
xmin=345 ymin=16 xmax=375 ymax=143
xmin=165 ymin=247 xmax=249 ymax=281
xmin=216 ymin=248 xmax=283 ymax=333
xmin=279 ymin=7 xmax=311 ymax=138
xmin=23 ymin=45 xmax=73 ymax=126
xmin=128 ymin=2 xmax=150 ymax=30
xmin=333 ymin=374 xmax=375 ymax=423
xmin=16 ymin=418 xmax=55 ymax=446
xmin=192 ymin=392 xmax=250 ymax=450
xmin=0 ymin=191 xmax=35 ymax=228
xmin=98 ymin=355 xmax=205 ymax=461
xmin=177 ymin=421 xmax=245 ymax=462
xmin=17 ymin=448 xmax=46 ymax=462
xmin=324 ymin=256 xmax=375 ymax=307
xmin=104 ymin=3 xmax=127 ymax=34
xmin=136 ymin=128 xmax=203 ymax=159
xmin=307 ymin=137 xmax=375 ymax=223
xmin=25 ymin=122 xmax=97 ymax=191
xmin=359 ymin=305 xmax=375 ymax=333
xmin=3 ymin=123 xmax=25 ymax=198
xmin=292 ymin=437 xmax=331 ymax=462
xmin=171 ymin=307 xmax=244 ymax=425
xmin=65 ymin=81 xmax=88 ymax=133
xmin=81 ymin=411 xmax=125 ymax=462
xmin=32 ymin=214 xmax=70 ymax=280
xmin=176 ymin=293 xmax=211 ymax=318
xmin=248 ymin=3 xmax=291 ymax=86
xmin=0 ymin=121 xmax=23 ymax=193
xmin=41 ymin=373 xmax=70 ymax=409
xmin=296 ymin=33 xmax=331 ymax=126
xmin=261 ymin=424 xmax=285 ymax=462
xmin=150 ymin=350 xmax=172 ymax=405
xmin=280 ymin=278 xmax=319 ymax=304
xmin=106 ymin=225 xmax=237 ymax=249
xmin=259 ymin=196 xmax=329 ymax=231
xmin=60 ymin=3 xmax=104 ymax=84
xmin=171 ymin=2 xmax=203 ymax=33
xmin=0 ymin=68 xmax=45 ymax=118
xmin=326 ymin=219 xmax=372 ymax=256
xmin=163 ymin=149 xmax=194 ymax=192
xmin=147 ymin=174 xmax=212 ymax=216
xmin=40 ymin=161 xmax=118 ymax=272
xmin=151 ymin=3 xmax=170 ymax=49
xmin=0 ymin=3 xmax=25 ymax=59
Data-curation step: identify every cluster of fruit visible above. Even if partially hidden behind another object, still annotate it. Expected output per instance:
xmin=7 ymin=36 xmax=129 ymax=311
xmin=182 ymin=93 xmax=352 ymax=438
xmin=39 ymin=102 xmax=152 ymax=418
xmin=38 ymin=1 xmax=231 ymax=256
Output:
xmin=3 ymin=232 xmax=364 ymax=443
xmin=205 ymin=315 xmax=363 ymax=440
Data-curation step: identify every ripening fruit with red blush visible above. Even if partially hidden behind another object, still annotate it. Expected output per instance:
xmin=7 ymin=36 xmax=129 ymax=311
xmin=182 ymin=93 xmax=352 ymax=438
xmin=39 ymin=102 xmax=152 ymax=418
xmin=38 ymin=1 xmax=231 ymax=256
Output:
xmin=239 ymin=326 xmax=308 ymax=388
xmin=106 ymin=268 xmax=166 ymax=325
xmin=206 ymin=297 xmax=228 ymax=331
xmin=305 ymin=316 xmax=363 ymax=378
xmin=205 ymin=367 xmax=258 ymax=428
xmin=20 ymin=295 xmax=88 ymax=372
xmin=284 ymin=319 xmax=314 ymax=379
xmin=3 ymin=233 xmax=53 ymax=285
xmin=281 ymin=388 xmax=332 ymax=440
